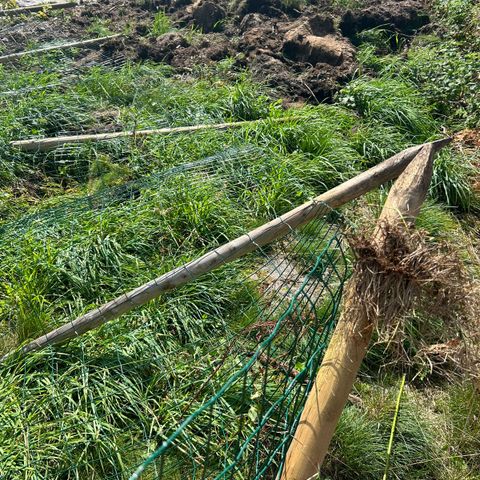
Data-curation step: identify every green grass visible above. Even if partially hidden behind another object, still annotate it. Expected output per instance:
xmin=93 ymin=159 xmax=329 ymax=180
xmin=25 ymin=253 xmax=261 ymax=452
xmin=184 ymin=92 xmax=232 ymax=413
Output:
xmin=324 ymin=384 xmax=438 ymax=480
xmin=338 ymin=77 xmax=437 ymax=139
xmin=86 ymin=18 xmax=114 ymax=37
xmin=331 ymin=0 xmax=365 ymax=7
xmin=0 ymin=0 xmax=479 ymax=478
xmin=325 ymin=382 xmax=480 ymax=480
xmin=149 ymin=11 xmax=172 ymax=37
xmin=437 ymin=383 xmax=480 ymax=474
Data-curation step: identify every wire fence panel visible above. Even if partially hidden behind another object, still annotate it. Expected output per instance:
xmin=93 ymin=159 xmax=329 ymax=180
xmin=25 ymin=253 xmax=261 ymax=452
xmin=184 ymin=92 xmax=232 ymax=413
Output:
xmin=0 ymin=14 xmax=350 ymax=474
xmin=130 ymin=216 xmax=348 ymax=480
xmin=0 ymin=146 xmax=286 ymax=350
xmin=0 ymin=202 xmax=348 ymax=479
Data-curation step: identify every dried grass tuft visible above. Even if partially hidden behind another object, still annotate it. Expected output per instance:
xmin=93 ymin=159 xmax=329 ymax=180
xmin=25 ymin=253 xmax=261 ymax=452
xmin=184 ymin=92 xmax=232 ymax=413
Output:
xmin=347 ymin=223 xmax=479 ymax=379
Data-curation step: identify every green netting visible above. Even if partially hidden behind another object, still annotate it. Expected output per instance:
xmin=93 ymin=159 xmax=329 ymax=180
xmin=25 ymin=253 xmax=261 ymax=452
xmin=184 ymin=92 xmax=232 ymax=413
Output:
xmin=0 ymin=145 xmax=283 ymax=350
xmin=0 ymin=209 xmax=348 ymax=479
xmin=130 ymin=218 xmax=348 ymax=480
xmin=0 ymin=145 xmax=262 ymax=239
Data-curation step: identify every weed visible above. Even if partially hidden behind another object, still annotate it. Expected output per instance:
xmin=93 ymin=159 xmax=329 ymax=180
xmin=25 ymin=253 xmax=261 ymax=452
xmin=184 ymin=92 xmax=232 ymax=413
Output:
xmin=280 ymin=0 xmax=305 ymax=10
xmin=331 ymin=0 xmax=365 ymax=8
xmin=339 ymin=77 xmax=437 ymax=139
xmin=401 ymin=39 xmax=480 ymax=127
xmin=86 ymin=18 xmax=114 ymax=37
xmin=149 ymin=11 xmax=172 ymax=37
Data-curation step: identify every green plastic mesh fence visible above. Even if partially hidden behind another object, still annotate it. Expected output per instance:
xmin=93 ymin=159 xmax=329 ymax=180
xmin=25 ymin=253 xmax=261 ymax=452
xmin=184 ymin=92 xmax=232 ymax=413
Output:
xmin=0 ymin=213 xmax=347 ymax=479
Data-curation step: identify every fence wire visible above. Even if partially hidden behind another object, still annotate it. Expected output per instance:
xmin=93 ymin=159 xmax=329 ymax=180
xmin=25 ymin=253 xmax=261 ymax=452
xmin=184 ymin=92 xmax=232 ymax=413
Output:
xmin=0 ymin=201 xmax=348 ymax=480
xmin=0 ymin=145 xmax=263 ymax=240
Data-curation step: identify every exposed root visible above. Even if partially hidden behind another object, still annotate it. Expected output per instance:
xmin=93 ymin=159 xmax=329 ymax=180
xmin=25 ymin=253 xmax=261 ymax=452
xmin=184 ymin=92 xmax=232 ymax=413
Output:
xmin=347 ymin=223 xmax=479 ymax=379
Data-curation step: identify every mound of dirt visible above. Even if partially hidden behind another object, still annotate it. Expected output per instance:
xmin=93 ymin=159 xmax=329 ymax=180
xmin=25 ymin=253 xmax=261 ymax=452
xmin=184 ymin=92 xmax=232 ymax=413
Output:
xmin=282 ymin=15 xmax=354 ymax=66
xmin=150 ymin=0 xmax=428 ymax=100
xmin=136 ymin=7 xmax=357 ymax=101
xmin=0 ymin=0 xmax=431 ymax=102
xmin=0 ymin=0 xmax=155 ymax=54
xmin=339 ymin=0 xmax=430 ymax=40
xmin=190 ymin=0 xmax=227 ymax=33
xmin=139 ymin=31 xmax=234 ymax=66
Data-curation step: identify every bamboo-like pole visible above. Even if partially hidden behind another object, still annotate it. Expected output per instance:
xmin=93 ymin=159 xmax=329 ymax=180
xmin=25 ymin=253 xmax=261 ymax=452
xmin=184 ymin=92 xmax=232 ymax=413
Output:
xmin=0 ymin=1 xmax=78 ymax=16
xmin=1 ymin=140 xmax=450 ymax=362
xmin=280 ymin=140 xmax=447 ymax=480
xmin=12 ymin=118 xmax=290 ymax=152
xmin=0 ymin=34 xmax=121 ymax=64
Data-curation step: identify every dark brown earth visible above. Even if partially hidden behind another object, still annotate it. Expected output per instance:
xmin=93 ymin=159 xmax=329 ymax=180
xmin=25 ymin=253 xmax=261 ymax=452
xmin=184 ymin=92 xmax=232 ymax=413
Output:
xmin=0 ymin=0 xmax=430 ymax=101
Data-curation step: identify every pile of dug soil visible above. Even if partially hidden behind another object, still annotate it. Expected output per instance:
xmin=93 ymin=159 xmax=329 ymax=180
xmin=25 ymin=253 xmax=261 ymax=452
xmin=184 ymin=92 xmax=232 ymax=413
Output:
xmin=0 ymin=0 xmax=153 ymax=54
xmin=136 ymin=0 xmax=428 ymax=101
xmin=0 ymin=0 xmax=430 ymax=101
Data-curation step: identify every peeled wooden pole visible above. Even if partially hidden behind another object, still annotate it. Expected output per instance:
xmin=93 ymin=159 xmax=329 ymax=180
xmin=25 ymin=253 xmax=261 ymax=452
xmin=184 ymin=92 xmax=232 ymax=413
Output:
xmin=281 ymin=140 xmax=447 ymax=480
xmin=0 ymin=1 xmax=78 ymax=16
xmin=0 ymin=34 xmax=121 ymax=64
xmin=2 ymin=140 xmax=449 ymax=361
xmin=12 ymin=118 xmax=289 ymax=152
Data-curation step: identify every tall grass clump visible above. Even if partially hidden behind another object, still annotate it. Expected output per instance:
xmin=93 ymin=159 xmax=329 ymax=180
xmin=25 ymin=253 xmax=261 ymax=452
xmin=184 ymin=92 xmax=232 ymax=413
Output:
xmin=324 ymin=382 xmax=440 ymax=480
xmin=431 ymin=149 xmax=479 ymax=211
xmin=149 ymin=11 xmax=172 ymax=37
xmin=437 ymin=383 xmax=480 ymax=473
xmin=247 ymin=105 xmax=364 ymax=193
xmin=338 ymin=77 xmax=437 ymax=139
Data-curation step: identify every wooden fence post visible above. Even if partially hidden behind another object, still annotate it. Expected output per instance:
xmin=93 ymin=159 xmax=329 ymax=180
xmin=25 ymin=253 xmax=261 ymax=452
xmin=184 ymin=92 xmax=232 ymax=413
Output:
xmin=0 ymin=1 xmax=78 ymax=17
xmin=281 ymin=140 xmax=447 ymax=480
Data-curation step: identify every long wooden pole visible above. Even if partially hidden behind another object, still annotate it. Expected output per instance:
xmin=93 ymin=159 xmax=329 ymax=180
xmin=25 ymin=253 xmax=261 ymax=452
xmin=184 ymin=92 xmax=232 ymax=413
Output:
xmin=2 ymin=140 xmax=449 ymax=361
xmin=0 ymin=34 xmax=121 ymax=64
xmin=12 ymin=118 xmax=290 ymax=152
xmin=0 ymin=1 xmax=78 ymax=16
xmin=280 ymin=140 xmax=447 ymax=480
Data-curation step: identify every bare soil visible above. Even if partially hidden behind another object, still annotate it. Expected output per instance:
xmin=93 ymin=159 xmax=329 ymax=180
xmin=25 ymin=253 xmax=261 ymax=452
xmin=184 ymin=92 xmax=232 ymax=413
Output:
xmin=0 ymin=0 xmax=430 ymax=101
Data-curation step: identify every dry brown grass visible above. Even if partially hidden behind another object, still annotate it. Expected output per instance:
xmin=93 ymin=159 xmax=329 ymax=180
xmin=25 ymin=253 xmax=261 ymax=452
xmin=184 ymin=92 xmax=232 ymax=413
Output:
xmin=347 ymin=223 xmax=480 ymax=380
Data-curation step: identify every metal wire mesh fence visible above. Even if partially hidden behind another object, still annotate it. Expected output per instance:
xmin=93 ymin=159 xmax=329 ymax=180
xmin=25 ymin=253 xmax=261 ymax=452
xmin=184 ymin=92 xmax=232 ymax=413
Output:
xmin=0 ymin=203 xmax=348 ymax=479
xmin=0 ymin=145 xmax=297 ymax=348
xmin=0 ymin=145 xmax=264 ymax=240
xmin=129 ymin=217 xmax=348 ymax=480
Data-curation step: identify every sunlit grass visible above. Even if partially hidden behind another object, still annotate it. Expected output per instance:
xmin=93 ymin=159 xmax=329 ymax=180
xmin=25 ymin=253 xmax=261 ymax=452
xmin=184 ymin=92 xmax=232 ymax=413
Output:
xmin=0 ymin=1 xmax=479 ymax=478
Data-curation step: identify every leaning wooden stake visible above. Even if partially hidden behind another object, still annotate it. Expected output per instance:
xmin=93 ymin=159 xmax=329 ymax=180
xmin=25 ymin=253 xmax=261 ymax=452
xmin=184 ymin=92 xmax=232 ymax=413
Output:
xmin=1 ymin=140 xmax=449 ymax=362
xmin=281 ymin=140 xmax=448 ymax=480
xmin=0 ymin=34 xmax=121 ymax=65
xmin=0 ymin=1 xmax=78 ymax=16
